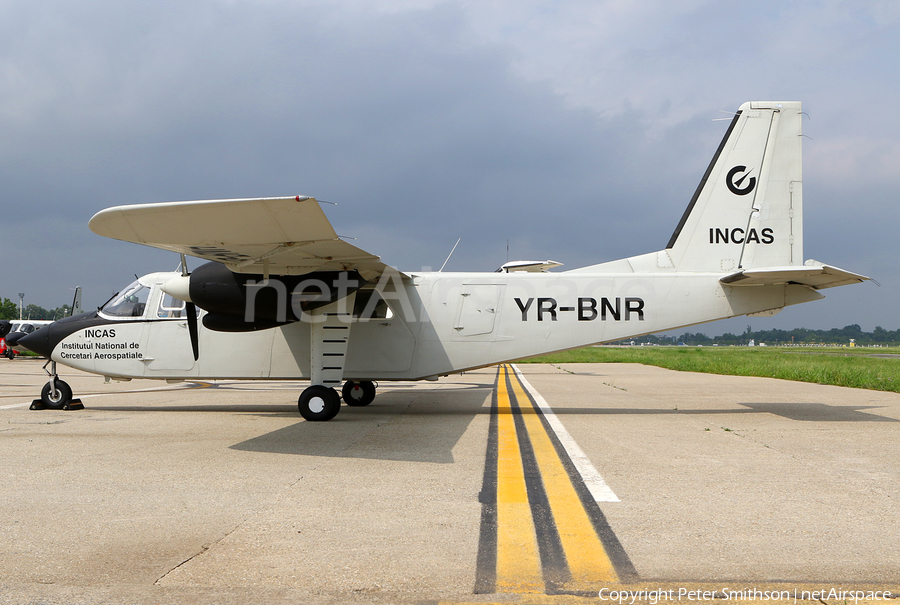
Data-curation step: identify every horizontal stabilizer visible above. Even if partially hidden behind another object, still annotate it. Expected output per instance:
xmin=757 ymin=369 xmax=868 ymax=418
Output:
xmin=720 ymin=262 xmax=869 ymax=289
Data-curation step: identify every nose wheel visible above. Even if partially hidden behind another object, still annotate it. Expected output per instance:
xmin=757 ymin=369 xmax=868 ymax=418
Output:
xmin=31 ymin=361 xmax=84 ymax=411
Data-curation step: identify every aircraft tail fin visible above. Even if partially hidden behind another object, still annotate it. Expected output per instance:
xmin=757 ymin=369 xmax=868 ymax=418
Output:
xmin=70 ymin=286 xmax=83 ymax=317
xmin=665 ymin=102 xmax=803 ymax=273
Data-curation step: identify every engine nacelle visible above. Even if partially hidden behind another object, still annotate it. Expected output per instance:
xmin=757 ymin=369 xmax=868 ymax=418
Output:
xmin=168 ymin=262 xmax=365 ymax=332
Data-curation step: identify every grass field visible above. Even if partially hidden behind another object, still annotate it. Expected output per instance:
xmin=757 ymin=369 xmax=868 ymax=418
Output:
xmin=524 ymin=346 xmax=900 ymax=393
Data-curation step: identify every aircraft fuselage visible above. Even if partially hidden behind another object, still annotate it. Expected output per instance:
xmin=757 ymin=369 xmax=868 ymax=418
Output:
xmin=42 ymin=268 xmax=820 ymax=383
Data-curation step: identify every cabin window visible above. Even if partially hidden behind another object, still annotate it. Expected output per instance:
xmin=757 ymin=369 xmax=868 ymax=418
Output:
xmin=352 ymin=289 xmax=394 ymax=320
xmin=158 ymin=293 xmax=186 ymax=319
xmin=157 ymin=293 xmax=200 ymax=319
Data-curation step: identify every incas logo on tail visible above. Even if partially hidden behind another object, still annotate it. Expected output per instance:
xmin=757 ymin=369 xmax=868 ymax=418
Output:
xmin=726 ymin=165 xmax=756 ymax=196
xmin=709 ymin=227 xmax=774 ymax=245
xmin=714 ymin=165 xmax=772 ymax=245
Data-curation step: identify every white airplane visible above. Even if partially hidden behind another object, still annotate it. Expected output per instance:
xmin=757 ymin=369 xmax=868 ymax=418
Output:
xmin=3 ymin=288 xmax=82 ymax=359
xmin=20 ymin=101 xmax=868 ymax=418
xmin=4 ymin=320 xmax=53 ymax=359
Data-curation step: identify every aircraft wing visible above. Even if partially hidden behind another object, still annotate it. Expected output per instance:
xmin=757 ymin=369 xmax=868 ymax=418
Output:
xmin=720 ymin=263 xmax=870 ymax=289
xmin=89 ymin=196 xmax=394 ymax=279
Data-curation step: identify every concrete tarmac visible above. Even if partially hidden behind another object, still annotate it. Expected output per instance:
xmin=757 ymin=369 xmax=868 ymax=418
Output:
xmin=1 ymin=357 xmax=898 ymax=604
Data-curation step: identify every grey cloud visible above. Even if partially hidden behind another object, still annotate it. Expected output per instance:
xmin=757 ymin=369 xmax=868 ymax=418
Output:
xmin=1 ymin=1 xmax=894 ymax=333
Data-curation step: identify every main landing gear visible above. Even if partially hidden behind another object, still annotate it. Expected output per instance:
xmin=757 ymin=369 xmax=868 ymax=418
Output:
xmin=341 ymin=380 xmax=376 ymax=407
xmin=31 ymin=361 xmax=83 ymax=411
xmin=297 ymin=380 xmax=377 ymax=421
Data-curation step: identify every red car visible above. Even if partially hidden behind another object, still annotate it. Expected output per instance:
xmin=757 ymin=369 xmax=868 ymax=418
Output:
xmin=0 ymin=337 xmax=13 ymax=360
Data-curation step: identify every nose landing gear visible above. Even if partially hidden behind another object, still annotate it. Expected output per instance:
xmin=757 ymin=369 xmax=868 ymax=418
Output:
xmin=30 ymin=361 xmax=84 ymax=411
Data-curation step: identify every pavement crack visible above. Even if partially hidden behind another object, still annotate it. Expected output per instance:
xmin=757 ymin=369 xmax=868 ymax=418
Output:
xmin=154 ymin=515 xmax=253 ymax=586
xmin=153 ymin=399 xmax=422 ymax=586
xmin=155 ymin=543 xmax=212 ymax=584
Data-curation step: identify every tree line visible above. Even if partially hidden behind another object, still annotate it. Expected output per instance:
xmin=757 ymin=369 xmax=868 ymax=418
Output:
xmin=620 ymin=324 xmax=900 ymax=346
xmin=0 ymin=298 xmax=73 ymax=321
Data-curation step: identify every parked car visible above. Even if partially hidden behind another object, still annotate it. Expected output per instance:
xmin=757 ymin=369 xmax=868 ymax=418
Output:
xmin=1 ymin=337 xmax=13 ymax=360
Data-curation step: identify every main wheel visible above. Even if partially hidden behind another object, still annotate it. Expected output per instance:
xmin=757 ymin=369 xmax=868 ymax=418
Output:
xmin=342 ymin=380 xmax=376 ymax=406
xmin=5 ymin=350 xmax=14 ymax=360
xmin=298 ymin=385 xmax=341 ymax=421
xmin=40 ymin=380 xmax=73 ymax=410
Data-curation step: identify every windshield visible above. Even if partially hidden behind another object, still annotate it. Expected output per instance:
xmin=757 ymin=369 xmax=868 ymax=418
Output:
xmin=101 ymin=279 xmax=151 ymax=318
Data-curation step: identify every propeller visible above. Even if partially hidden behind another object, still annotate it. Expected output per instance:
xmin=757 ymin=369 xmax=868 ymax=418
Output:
xmin=178 ymin=254 xmax=199 ymax=362
xmin=186 ymin=301 xmax=199 ymax=361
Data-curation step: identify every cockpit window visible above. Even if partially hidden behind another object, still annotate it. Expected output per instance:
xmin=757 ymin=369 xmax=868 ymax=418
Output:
xmin=101 ymin=280 xmax=151 ymax=318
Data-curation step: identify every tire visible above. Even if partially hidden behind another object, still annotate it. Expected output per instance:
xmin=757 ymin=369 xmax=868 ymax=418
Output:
xmin=342 ymin=380 xmax=376 ymax=406
xmin=298 ymin=385 xmax=341 ymax=421
xmin=5 ymin=350 xmax=14 ymax=360
xmin=40 ymin=380 xmax=73 ymax=410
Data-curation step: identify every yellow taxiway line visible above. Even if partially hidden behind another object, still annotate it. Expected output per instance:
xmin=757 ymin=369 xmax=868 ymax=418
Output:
xmin=495 ymin=365 xmax=545 ymax=593
xmin=476 ymin=365 xmax=636 ymax=595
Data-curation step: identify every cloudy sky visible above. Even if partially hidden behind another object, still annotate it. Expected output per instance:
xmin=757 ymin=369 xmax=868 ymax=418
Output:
xmin=2 ymin=0 xmax=897 ymax=335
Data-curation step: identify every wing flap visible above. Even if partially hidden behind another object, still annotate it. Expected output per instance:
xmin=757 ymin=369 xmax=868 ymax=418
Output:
xmin=720 ymin=263 xmax=869 ymax=289
xmin=89 ymin=196 xmax=392 ymax=279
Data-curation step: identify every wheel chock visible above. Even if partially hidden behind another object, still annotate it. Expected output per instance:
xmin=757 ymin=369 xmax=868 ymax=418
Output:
xmin=29 ymin=398 xmax=84 ymax=411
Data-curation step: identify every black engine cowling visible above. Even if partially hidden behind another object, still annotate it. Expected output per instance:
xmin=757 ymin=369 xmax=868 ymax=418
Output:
xmin=187 ymin=262 xmax=364 ymax=332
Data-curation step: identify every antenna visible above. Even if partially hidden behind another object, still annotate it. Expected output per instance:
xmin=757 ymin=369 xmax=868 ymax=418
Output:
xmin=439 ymin=238 xmax=461 ymax=272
